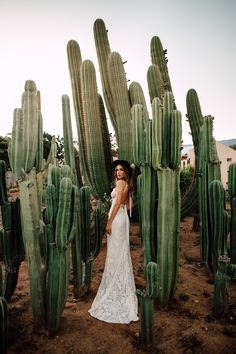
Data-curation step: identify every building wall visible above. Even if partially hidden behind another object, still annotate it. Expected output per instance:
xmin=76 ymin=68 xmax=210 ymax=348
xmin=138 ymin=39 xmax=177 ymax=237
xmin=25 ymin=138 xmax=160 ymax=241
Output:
xmin=187 ymin=142 xmax=236 ymax=189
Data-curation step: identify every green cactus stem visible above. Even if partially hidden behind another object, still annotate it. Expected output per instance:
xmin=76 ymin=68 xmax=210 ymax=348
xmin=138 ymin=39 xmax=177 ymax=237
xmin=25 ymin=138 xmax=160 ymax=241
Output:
xmin=0 ymin=296 xmax=8 ymax=354
xmin=93 ymin=18 xmax=117 ymax=134
xmin=136 ymin=262 xmax=159 ymax=346
xmin=209 ymin=180 xmax=230 ymax=273
xmin=228 ymin=164 xmax=236 ymax=263
xmin=213 ymin=255 xmax=236 ymax=317
xmin=198 ymin=117 xmax=221 ymax=269
xmin=19 ymin=170 xmax=46 ymax=329
xmin=107 ymin=52 xmax=133 ymax=161
xmin=0 ymin=160 xmax=25 ymax=301
xmin=150 ymin=36 xmax=174 ymax=97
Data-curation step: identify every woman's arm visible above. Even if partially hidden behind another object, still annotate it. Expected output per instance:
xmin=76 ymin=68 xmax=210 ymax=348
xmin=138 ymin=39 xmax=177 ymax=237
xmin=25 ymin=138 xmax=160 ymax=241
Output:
xmin=105 ymin=179 xmax=127 ymax=235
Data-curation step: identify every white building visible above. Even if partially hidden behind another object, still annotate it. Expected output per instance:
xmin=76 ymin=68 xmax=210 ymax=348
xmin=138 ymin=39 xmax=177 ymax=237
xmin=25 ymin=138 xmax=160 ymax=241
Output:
xmin=183 ymin=142 xmax=236 ymax=189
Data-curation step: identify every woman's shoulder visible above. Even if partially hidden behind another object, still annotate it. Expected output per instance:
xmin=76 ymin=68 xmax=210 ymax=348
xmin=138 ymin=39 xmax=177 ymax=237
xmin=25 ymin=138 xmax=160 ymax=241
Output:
xmin=116 ymin=179 xmax=128 ymax=188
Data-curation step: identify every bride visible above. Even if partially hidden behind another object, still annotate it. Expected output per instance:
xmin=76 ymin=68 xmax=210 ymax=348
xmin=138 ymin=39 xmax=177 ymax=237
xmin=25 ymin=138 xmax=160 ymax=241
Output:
xmin=88 ymin=160 xmax=139 ymax=324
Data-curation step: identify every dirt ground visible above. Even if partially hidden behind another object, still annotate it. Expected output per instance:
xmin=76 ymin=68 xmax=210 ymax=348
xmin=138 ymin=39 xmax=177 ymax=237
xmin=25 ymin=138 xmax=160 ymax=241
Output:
xmin=3 ymin=216 xmax=236 ymax=354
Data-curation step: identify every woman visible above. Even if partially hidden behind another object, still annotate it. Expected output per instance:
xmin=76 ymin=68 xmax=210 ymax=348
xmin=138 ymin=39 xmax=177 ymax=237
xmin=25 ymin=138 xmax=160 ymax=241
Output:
xmin=88 ymin=160 xmax=139 ymax=324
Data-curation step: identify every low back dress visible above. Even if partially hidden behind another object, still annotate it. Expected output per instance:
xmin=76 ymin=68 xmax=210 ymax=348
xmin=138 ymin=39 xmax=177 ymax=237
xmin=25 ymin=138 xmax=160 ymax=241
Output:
xmin=88 ymin=187 xmax=139 ymax=323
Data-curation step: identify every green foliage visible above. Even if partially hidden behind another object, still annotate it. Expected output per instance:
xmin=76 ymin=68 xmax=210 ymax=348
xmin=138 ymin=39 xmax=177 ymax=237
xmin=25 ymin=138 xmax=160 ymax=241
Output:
xmin=43 ymin=132 xmax=64 ymax=165
xmin=230 ymin=144 xmax=236 ymax=150
xmin=0 ymin=136 xmax=10 ymax=169
xmin=180 ymin=165 xmax=194 ymax=196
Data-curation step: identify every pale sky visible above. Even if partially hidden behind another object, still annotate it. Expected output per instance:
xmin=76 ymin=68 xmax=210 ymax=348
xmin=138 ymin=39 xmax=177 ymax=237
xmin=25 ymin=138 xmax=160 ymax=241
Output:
xmin=0 ymin=0 xmax=235 ymax=144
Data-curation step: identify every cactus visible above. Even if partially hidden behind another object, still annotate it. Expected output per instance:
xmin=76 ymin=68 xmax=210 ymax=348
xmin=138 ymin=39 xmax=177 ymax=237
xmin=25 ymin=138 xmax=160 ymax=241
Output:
xmin=78 ymin=186 xmax=103 ymax=293
xmin=0 ymin=160 xmax=25 ymax=301
xmin=67 ymin=41 xmax=113 ymax=198
xmin=213 ymin=255 xmax=236 ymax=317
xmin=132 ymin=104 xmax=157 ymax=269
xmin=0 ymin=296 xmax=8 ymax=354
xmin=46 ymin=175 xmax=78 ymax=334
xmin=198 ymin=117 xmax=221 ymax=269
xmin=107 ymin=52 xmax=133 ymax=161
xmin=150 ymin=36 xmax=174 ymax=97
xmin=228 ymin=163 xmax=236 ymax=263
xmin=132 ymin=91 xmax=182 ymax=309
xmin=181 ymin=89 xmax=204 ymax=218
xmin=93 ymin=18 xmax=117 ymax=134
xmin=80 ymin=60 xmax=112 ymax=198
xmin=208 ymin=180 xmax=230 ymax=273
xmin=136 ymin=262 xmax=159 ymax=345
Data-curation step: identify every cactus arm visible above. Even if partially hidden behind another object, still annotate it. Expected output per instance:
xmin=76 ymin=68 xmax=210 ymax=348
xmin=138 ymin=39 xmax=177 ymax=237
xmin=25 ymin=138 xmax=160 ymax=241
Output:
xmin=147 ymin=64 xmax=164 ymax=103
xmin=9 ymin=108 xmax=24 ymax=180
xmin=150 ymin=36 xmax=173 ymax=95
xmin=129 ymin=81 xmax=149 ymax=121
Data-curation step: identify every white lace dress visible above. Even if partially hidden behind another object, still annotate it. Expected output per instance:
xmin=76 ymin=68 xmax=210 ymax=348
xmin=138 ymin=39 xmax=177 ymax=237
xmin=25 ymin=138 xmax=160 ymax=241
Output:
xmin=88 ymin=188 xmax=139 ymax=323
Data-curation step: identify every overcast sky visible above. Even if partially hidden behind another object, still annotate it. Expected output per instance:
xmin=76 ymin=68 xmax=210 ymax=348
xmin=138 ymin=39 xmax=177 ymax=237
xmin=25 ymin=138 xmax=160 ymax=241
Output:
xmin=0 ymin=0 xmax=235 ymax=144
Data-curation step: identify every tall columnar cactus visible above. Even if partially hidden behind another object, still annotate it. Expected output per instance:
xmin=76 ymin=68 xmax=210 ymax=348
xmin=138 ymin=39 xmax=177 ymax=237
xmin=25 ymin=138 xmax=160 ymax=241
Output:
xmin=80 ymin=59 xmax=112 ymax=197
xmin=132 ymin=104 xmax=156 ymax=270
xmin=45 ymin=172 xmax=79 ymax=334
xmin=62 ymin=94 xmax=82 ymax=187
xmin=181 ymin=89 xmax=204 ymax=218
xmin=107 ymin=52 xmax=133 ymax=161
xmin=208 ymin=180 xmax=230 ymax=273
xmin=0 ymin=160 xmax=25 ymax=301
xmin=93 ymin=18 xmax=117 ymax=134
xmin=8 ymin=80 xmax=43 ymax=180
xmin=132 ymin=91 xmax=182 ymax=309
xmin=197 ymin=116 xmax=221 ymax=269
xmin=228 ymin=163 xmax=236 ymax=263
xmin=67 ymin=40 xmax=113 ymax=198
xmin=0 ymin=296 xmax=8 ymax=354
xmin=78 ymin=186 xmax=103 ymax=293
xmin=152 ymin=93 xmax=182 ymax=308
xmin=93 ymin=19 xmax=133 ymax=162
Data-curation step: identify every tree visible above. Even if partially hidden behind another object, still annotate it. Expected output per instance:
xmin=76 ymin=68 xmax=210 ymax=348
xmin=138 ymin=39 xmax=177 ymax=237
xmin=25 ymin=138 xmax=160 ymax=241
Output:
xmin=0 ymin=135 xmax=10 ymax=168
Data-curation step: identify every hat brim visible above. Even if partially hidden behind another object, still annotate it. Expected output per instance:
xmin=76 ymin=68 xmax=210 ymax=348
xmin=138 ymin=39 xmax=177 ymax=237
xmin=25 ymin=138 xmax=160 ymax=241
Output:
xmin=112 ymin=159 xmax=132 ymax=177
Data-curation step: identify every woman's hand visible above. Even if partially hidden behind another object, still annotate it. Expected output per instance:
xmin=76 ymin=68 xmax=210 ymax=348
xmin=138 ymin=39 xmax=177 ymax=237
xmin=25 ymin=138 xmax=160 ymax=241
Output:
xmin=106 ymin=221 xmax=112 ymax=236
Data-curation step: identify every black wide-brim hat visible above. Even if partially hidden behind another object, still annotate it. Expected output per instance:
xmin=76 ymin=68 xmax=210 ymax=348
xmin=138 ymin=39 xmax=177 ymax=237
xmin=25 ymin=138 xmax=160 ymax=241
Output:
xmin=112 ymin=159 xmax=133 ymax=177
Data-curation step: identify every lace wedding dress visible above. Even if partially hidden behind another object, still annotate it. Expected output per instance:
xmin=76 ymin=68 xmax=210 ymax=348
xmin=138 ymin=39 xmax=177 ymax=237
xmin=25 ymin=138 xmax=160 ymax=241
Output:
xmin=88 ymin=188 xmax=139 ymax=324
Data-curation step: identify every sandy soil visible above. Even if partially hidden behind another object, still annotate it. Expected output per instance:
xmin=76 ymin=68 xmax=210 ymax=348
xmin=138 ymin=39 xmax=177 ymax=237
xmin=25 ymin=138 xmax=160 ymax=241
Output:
xmin=3 ymin=216 xmax=236 ymax=354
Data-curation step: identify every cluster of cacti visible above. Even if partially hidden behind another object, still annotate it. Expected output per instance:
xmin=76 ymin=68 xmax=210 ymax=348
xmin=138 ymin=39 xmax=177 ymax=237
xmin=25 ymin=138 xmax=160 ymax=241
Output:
xmin=136 ymin=262 xmax=159 ymax=345
xmin=133 ymin=91 xmax=182 ymax=309
xmin=0 ymin=160 xmax=25 ymax=301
